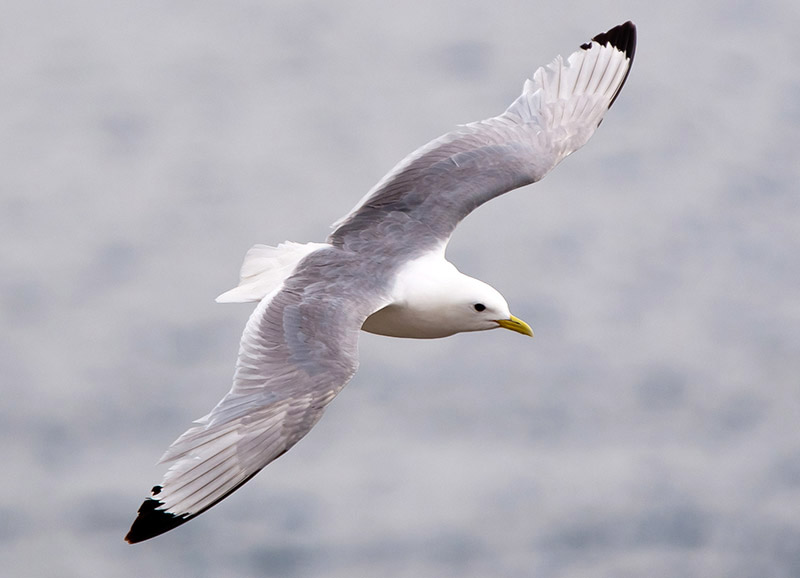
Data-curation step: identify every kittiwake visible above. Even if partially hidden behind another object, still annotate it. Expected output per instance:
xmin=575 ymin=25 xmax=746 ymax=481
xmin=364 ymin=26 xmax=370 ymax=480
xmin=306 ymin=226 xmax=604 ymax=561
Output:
xmin=126 ymin=21 xmax=636 ymax=543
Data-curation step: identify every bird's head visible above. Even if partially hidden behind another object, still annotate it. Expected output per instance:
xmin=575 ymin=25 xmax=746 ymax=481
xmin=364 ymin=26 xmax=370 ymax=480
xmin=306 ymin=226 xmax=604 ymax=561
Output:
xmin=448 ymin=276 xmax=533 ymax=337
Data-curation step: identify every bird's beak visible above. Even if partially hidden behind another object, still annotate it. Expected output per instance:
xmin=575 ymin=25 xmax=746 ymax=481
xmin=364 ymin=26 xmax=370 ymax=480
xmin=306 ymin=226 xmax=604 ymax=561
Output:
xmin=496 ymin=315 xmax=534 ymax=337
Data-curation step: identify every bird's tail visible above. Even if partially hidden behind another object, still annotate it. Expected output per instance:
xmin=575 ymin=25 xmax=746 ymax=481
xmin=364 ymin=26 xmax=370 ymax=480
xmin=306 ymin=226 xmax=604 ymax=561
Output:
xmin=215 ymin=241 xmax=329 ymax=303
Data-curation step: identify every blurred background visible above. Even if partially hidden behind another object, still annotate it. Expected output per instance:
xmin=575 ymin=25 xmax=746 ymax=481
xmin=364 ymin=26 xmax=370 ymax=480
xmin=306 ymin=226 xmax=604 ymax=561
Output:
xmin=2 ymin=1 xmax=798 ymax=577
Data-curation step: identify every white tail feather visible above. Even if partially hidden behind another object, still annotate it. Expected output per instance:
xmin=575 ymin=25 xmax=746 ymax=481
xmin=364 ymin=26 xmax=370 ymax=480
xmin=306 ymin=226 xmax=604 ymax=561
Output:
xmin=215 ymin=241 xmax=329 ymax=303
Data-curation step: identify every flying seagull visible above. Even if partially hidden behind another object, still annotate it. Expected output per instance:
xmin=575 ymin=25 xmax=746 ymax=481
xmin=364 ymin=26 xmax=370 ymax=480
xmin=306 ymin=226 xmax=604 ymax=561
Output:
xmin=126 ymin=21 xmax=636 ymax=543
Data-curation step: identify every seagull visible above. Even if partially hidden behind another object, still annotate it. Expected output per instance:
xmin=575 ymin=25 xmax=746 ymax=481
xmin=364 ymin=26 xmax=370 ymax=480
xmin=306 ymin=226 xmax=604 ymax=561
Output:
xmin=126 ymin=21 xmax=636 ymax=543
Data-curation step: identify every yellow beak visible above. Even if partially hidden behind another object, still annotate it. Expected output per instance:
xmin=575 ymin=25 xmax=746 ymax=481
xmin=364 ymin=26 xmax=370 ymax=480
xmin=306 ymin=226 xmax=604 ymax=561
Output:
xmin=496 ymin=315 xmax=534 ymax=337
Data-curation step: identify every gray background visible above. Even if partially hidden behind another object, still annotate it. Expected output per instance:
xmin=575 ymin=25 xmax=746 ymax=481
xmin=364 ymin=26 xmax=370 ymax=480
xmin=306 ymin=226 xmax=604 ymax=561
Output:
xmin=2 ymin=1 xmax=799 ymax=577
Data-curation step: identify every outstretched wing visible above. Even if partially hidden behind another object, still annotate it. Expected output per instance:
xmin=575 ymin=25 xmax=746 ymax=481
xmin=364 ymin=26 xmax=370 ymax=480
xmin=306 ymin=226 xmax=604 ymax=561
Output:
xmin=329 ymin=22 xmax=636 ymax=252
xmin=125 ymin=250 xmax=386 ymax=543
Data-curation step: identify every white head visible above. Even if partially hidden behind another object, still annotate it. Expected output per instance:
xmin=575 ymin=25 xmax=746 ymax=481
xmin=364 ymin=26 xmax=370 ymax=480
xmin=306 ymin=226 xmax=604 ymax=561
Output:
xmin=435 ymin=274 xmax=533 ymax=337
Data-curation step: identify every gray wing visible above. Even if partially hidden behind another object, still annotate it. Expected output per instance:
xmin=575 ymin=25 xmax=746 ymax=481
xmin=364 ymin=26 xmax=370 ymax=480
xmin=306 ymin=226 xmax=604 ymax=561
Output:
xmin=329 ymin=22 xmax=636 ymax=253
xmin=126 ymin=249 xmax=387 ymax=543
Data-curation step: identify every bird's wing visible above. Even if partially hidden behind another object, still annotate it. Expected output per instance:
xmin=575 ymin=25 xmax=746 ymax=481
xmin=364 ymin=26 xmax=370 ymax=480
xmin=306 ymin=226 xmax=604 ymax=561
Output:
xmin=329 ymin=22 xmax=635 ymax=253
xmin=126 ymin=249 xmax=386 ymax=543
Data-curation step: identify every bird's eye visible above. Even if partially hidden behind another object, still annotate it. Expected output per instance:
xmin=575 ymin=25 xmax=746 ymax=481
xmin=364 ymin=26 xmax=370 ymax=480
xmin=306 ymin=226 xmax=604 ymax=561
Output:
xmin=473 ymin=303 xmax=486 ymax=312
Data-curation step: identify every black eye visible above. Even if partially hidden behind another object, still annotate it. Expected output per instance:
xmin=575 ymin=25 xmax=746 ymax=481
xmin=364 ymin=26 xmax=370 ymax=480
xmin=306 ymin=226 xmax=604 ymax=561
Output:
xmin=473 ymin=303 xmax=486 ymax=312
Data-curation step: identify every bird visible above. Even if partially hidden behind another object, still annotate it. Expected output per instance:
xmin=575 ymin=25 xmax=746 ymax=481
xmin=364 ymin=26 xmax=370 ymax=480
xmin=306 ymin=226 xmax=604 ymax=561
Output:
xmin=125 ymin=21 xmax=636 ymax=543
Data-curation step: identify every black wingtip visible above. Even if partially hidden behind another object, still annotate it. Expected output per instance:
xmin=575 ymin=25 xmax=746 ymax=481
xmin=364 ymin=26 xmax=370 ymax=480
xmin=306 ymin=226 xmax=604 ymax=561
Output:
xmin=580 ymin=21 xmax=637 ymax=109
xmin=582 ymin=21 xmax=637 ymax=63
xmin=124 ymin=467 xmax=267 ymax=543
xmin=125 ymin=496 xmax=190 ymax=544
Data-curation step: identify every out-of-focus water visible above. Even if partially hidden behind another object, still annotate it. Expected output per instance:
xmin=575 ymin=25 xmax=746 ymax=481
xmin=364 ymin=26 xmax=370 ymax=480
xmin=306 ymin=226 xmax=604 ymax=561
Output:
xmin=2 ymin=2 xmax=798 ymax=577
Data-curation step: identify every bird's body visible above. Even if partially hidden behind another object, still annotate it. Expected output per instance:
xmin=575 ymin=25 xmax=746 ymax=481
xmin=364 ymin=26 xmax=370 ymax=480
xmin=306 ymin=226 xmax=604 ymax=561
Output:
xmin=126 ymin=22 xmax=636 ymax=543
